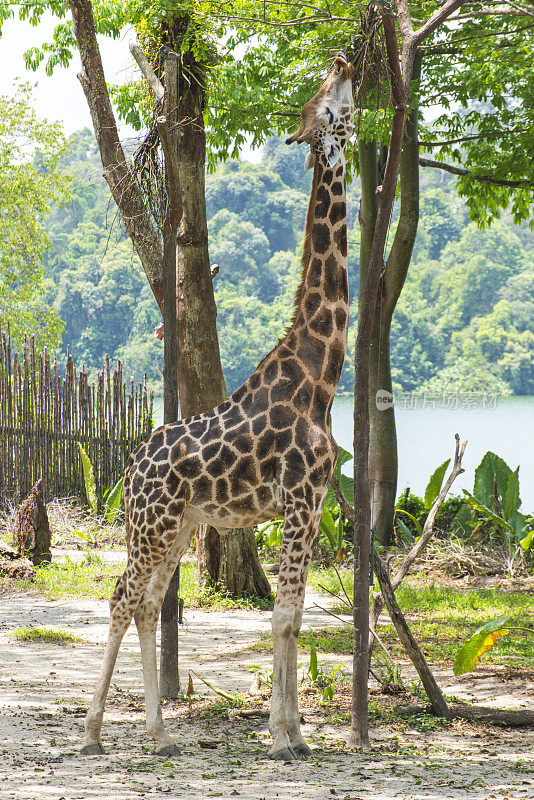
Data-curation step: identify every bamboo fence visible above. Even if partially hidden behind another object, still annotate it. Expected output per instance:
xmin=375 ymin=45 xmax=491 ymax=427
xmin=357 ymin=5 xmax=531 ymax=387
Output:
xmin=0 ymin=328 xmax=153 ymax=506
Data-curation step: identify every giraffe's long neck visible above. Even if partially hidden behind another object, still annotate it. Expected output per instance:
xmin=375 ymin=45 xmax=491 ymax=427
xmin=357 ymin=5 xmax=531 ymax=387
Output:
xmin=286 ymin=156 xmax=349 ymax=421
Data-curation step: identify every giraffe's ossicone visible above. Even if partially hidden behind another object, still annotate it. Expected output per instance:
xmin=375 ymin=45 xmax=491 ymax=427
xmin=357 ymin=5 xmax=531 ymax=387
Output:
xmin=81 ymin=54 xmax=355 ymax=762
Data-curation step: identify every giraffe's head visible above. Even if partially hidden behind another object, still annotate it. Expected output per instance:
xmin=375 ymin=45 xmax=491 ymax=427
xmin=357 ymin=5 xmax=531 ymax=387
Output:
xmin=286 ymin=54 xmax=354 ymax=171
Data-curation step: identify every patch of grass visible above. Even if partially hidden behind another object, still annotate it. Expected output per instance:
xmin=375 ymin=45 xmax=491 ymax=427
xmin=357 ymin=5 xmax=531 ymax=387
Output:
xmin=10 ymin=626 xmax=81 ymax=644
xmin=30 ymin=553 xmax=126 ymax=600
xmin=307 ymin=566 xmax=534 ymax=672
xmin=299 ymin=627 xmax=352 ymax=654
xmin=180 ymin=564 xmax=273 ymax=610
xmin=13 ymin=552 xmax=273 ymax=610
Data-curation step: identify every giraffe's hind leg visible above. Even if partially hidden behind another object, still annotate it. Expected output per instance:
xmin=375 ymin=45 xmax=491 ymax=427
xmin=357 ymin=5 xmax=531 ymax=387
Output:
xmin=81 ymin=561 xmax=154 ymax=754
xmin=134 ymin=516 xmax=196 ymax=755
xmin=81 ymin=492 xmax=190 ymax=755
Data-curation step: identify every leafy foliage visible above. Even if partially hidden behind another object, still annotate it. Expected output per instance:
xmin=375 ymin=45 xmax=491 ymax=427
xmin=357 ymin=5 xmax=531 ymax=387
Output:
xmin=78 ymin=443 xmax=98 ymax=516
xmin=0 ymin=86 xmax=69 ymax=348
xmin=37 ymin=130 xmax=533 ymax=399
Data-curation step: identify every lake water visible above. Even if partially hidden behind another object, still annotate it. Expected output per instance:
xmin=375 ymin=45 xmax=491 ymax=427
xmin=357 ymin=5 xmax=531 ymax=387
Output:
xmin=153 ymin=394 xmax=534 ymax=511
xmin=332 ymin=394 xmax=534 ymax=511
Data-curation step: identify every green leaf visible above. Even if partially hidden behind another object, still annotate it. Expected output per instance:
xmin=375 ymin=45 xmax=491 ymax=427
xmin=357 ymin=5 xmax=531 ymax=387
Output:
xmin=103 ymin=477 xmax=124 ymax=525
xmin=395 ymin=517 xmax=415 ymax=545
xmin=453 ymin=616 xmax=512 ymax=675
xmin=322 ymin=684 xmax=334 ymax=702
xmin=463 ymin=490 xmax=513 ymax=531
xmin=78 ymin=443 xmax=98 ymax=516
xmin=519 ymin=527 xmax=534 ymax=551
xmin=324 ymin=447 xmax=354 ymax=509
xmin=503 ymin=467 xmax=521 ymax=521
xmin=451 ymin=504 xmax=476 ymax=535
xmin=474 ymin=452 xmax=512 ymax=509
xmin=395 ymin=508 xmax=423 ymax=538
xmin=336 ymin=446 xmax=352 ymax=469
xmin=320 ymin=508 xmax=338 ymax=551
xmin=424 ymin=459 xmax=450 ymax=509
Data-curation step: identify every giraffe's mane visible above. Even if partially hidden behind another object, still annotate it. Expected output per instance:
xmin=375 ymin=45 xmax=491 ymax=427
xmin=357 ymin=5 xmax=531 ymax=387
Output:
xmin=244 ymin=162 xmax=320 ymax=379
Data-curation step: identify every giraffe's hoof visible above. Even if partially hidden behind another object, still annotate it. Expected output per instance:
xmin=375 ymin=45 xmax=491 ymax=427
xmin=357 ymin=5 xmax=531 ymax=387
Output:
xmin=290 ymin=743 xmax=313 ymax=759
xmin=269 ymin=747 xmax=295 ymax=762
xmin=80 ymin=743 xmax=106 ymax=755
xmin=156 ymin=743 xmax=181 ymax=757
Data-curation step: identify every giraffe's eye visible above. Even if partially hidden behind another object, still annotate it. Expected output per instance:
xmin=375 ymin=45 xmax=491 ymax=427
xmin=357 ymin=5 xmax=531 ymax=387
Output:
xmin=325 ymin=107 xmax=334 ymax=124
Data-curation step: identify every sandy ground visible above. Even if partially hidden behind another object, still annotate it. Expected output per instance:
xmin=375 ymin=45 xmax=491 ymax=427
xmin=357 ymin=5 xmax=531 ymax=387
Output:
xmin=0 ymin=570 xmax=533 ymax=800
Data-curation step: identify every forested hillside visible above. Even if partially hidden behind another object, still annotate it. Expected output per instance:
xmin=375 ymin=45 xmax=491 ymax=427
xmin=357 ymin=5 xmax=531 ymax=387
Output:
xmin=43 ymin=129 xmax=534 ymax=397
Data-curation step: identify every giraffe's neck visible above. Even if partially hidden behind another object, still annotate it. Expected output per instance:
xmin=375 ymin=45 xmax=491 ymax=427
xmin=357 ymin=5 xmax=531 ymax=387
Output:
xmin=285 ymin=156 xmax=349 ymax=420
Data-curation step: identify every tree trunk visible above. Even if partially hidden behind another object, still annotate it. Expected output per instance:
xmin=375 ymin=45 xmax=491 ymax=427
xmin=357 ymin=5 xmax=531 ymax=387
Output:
xmin=197 ymin=527 xmax=272 ymax=598
xmin=358 ymin=139 xmax=399 ymax=546
xmin=173 ymin=45 xmax=270 ymax=600
xmin=158 ymin=52 xmax=181 ymax=698
xmin=360 ymin=53 xmax=422 ymax=546
xmin=351 ymin=10 xmax=408 ymax=751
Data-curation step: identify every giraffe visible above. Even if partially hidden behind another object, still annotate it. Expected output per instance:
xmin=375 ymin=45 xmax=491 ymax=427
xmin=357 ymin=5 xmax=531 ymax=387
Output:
xmin=80 ymin=54 xmax=355 ymax=762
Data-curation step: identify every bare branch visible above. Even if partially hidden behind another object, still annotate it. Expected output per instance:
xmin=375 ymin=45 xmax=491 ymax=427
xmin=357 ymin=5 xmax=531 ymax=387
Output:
xmin=130 ymin=43 xmax=164 ymax=101
xmin=368 ymin=435 xmax=467 ymax=657
xmin=501 ymin=0 xmax=534 ymax=18
xmin=390 ymin=434 xmax=467 ymax=591
xmin=419 ymin=157 xmax=534 ymax=188
xmin=420 ymin=126 xmax=530 ymax=146
xmin=374 ymin=553 xmax=452 ymax=719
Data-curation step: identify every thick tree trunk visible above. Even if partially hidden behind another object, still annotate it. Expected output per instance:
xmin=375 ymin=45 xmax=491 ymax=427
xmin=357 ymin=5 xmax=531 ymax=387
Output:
xmin=159 ymin=53 xmax=181 ymax=698
xmin=197 ymin=527 xmax=272 ymax=598
xmin=174 ymin=53 xmax=270 ymax=600
xmin=358 ymin=139 xmax=399 ymax=546
xmin=351 ymin=10 xmax=408 ymax=751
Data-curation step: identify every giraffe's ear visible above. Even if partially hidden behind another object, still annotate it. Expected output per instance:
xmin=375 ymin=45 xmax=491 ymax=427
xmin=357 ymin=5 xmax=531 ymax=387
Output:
xmin=304 ymin=151 xmax=316 ymax=171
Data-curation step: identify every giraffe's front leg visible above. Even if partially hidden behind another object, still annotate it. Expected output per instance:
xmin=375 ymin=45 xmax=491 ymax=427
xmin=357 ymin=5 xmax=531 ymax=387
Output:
xmin=279 ymin=507 xmax=324 ymax=759
xmin=268 ymin=602 xmax=294 ymax=760
xmin=285 ymin=604 xmax=313 ymax=758
xmin=268 ymin=507 xmax=317 ymax=762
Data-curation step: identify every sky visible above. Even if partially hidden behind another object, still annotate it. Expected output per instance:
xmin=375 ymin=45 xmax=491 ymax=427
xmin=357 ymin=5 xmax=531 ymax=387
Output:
xmin=0 ymin=13 xmax=260 ymax=158
xmin=0 ymin=13 xmax=137 ymax=134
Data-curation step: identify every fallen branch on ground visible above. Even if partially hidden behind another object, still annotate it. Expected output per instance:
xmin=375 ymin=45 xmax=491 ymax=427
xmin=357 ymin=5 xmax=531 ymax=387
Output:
xmin=396 ymin=702 xmax=534 ymax=727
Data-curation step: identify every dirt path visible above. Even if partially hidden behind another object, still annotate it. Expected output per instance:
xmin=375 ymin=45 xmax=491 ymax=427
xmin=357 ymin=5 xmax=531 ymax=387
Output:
xmin=0 ymin=588 xmax=533 ymax=800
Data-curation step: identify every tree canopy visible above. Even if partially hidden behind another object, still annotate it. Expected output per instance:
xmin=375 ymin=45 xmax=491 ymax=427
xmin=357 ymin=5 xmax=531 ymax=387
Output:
xmin=0 ymin=86 xmax=69 ymax=348
xmin=42 ymin=131 xmax=533 ymax=396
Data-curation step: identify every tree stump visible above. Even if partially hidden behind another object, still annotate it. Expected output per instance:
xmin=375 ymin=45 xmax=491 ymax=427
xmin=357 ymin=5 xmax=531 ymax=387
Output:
xmin=14 ymin=480 xmax=52 ymax=565
xmin=197 ymin=526 xmax=273 ymax=599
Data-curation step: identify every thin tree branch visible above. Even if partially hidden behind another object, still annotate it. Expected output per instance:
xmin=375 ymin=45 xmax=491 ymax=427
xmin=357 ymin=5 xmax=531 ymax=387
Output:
xmin=419 ymin=157 xmax=533 ymax=188
xmin=390 ymin=435 xmax=467 ymax=592
xmin=374 ymin=553 xmax=452 ymax=720
xmin=420 ymin=126 xmax=530 ymax=146
xmin=367 ymin=435 xmax=467 ymax=658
